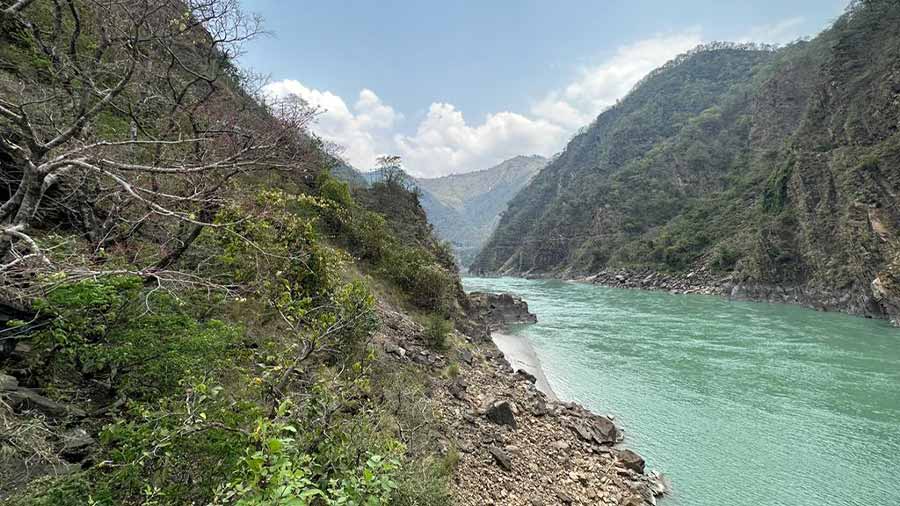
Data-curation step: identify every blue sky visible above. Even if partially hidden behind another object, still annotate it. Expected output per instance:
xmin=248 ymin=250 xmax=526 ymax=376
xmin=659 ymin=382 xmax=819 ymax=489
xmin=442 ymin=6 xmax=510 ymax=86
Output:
xmin=239 ymin=0 xmax=848 ymax=177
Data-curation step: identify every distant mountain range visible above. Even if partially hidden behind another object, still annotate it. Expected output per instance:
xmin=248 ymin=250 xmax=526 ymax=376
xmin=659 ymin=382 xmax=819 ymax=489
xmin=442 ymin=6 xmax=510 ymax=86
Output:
xmin=334 ymin=155 xmax=547 ymax=267
xmin=415 ymin=155 xmax=547 ymax=267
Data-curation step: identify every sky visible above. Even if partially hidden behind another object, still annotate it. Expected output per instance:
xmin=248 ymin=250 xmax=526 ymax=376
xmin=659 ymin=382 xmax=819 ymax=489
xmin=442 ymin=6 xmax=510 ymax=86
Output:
xmin=239 ymin=0 xmax=848 ymax=177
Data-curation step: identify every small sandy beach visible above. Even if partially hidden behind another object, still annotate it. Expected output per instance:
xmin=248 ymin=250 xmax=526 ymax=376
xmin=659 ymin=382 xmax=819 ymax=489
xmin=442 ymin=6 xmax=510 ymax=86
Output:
xmin=491 ymin=331 xmax=557 ymax=400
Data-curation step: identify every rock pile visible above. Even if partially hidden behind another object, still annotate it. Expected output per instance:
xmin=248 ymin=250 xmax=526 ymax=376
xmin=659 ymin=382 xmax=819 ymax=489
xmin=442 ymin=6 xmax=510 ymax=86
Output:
xmin=584 ymin=268 xmax=724 ymax=296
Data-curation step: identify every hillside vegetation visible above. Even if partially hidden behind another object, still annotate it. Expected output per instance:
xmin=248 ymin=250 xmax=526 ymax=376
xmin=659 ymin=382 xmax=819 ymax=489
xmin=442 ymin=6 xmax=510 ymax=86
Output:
xmin=415 ymin=156 xmax=547 ymax=267
xmin=0 ymin=1 xmax=465 ymax=504
xmin=473 ymin=0 xmax=900 ymax=322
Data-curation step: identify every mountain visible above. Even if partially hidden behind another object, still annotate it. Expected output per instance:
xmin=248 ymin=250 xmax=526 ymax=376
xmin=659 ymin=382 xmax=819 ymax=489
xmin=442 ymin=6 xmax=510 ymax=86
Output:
xmin=473 ymin=0 xmax=900 ymax=323
xmin=415 ymin=155 xmax=547 ymax=266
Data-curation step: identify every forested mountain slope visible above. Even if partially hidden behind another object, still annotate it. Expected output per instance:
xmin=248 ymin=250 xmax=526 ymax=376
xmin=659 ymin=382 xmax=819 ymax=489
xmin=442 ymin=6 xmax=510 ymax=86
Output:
xmin=473 ymin=0 xmax=900 ymax=322
xmin=0 ymin=1 xmax=465 ymax=503
xmin=415 ymin=155 xmax=547 ymax=266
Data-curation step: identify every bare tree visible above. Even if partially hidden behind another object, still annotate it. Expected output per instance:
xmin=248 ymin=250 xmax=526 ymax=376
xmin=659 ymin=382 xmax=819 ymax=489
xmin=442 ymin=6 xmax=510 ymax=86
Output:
xmin=0 ymin=0 xmax=317 ymax=300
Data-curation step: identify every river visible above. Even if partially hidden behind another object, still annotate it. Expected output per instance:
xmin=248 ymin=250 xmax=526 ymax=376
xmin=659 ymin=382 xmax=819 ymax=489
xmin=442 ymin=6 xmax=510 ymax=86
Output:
xmin=462 ymin=276 xmax=900 ymax=506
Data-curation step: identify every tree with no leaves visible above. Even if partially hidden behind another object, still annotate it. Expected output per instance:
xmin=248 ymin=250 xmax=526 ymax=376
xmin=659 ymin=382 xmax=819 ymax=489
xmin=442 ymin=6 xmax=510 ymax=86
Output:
xmin=0 ymin=0 xmax=319 ymax=303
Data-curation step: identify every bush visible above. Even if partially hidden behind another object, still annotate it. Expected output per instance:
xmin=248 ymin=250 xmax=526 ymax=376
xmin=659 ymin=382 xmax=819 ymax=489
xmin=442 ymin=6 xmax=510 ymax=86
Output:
xmin=423 ymin=315 xmax=451 ymax=350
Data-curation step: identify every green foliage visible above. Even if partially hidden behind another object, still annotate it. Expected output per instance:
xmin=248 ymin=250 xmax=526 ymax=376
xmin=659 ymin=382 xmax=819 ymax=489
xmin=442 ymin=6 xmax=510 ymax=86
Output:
xmin=386 ymin=252 xmax=454 ymax=314
xmin=762 ymin=160 xmax=794 ymax=214
xmin=31 ymin=277 xmax=242 ymax=400
xmin=312 ymin=173 xmax=459 ymax=313
xmin=423 ymin=315 xmax=452 ymax=351
xmin=215 ymin=404 xmax=399 ymax=506
xmin=6 ymin=183 xmax=455 ymax=504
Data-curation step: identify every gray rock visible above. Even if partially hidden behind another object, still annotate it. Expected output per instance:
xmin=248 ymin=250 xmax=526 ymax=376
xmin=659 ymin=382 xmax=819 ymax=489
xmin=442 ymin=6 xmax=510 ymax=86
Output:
xmin=619 ymin=449 xmax=645 ymax=473
xmin=1 ymin=373 xmax=18 ymax=391
xmin=516 ymin=368 xmax=537 ymax=384
xmin=531 ymin=398 xmax=549 ymax=417
xmin=61 ymin=428 xmax=96 ymax=461
xmin=569 ymin=422 xmax=595 ymax=442
xmin=591 ymin=416 xmax=619 ymax=444
xmin=568 ymin=416 xmax=619 ymax=445
xmin=468 ymin=292 xmax=537 ymax=330
xmin=550 ymin=440 xmax=570 ymax=451
xmin=555 ymin=490 xmax=575 ymax=504
xmin=459 ymin=349 xmax=474 ymax=365
xmin=485 ymin=400 xmax=517 ymax=429
xmin=489 ymin=447 xmax=512 ymax=471
xmin=384 ymin=342 xmax=406 ymax=358
xmin=6 ymin=388 xmax=86 ymax=418
xmin=448 ymin=377 xmax=467 ymax=401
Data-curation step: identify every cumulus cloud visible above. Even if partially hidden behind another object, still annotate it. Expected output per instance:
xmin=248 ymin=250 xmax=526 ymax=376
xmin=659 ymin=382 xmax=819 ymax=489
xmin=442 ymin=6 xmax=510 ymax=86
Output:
xmin=532 ymin=30 xmax=702 ymax=129
xmin=264 ymin=30 xmax=704 ymax=177
xmin=262 ymin=80 xmax=400 ymax=169
xmin=394 ymin=103 xmax=566 ymax=178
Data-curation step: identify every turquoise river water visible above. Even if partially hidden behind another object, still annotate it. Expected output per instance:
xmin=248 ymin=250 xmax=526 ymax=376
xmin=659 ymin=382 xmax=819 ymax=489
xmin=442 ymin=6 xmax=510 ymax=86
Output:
xmin=461 ymin=277 xmax=900 ymax=506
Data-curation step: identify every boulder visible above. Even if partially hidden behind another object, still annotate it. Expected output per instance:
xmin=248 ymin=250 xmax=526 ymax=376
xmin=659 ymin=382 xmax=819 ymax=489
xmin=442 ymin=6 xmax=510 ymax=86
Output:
xmin=384 ymin=342 xmax=406 ymax=358
xmin=592 ymin=416 xmax=618 ymax=444
xmin=6 ymin=388 xmax=86 ymax=418
xmin=448 ymin=377 xmax=467 ymax=401
xmin=568 ymin=415 xmax=618 ymax=445
xmin=1 ymin=372 xmax=18 ymax=391
xmin=485 ymin=400 xmax=517 ymax=429
xmin=489 ymin=447 xmax=512 ymax=471
xmin=619 ymin=449 xmax=645 ymax=473
xmin=60 ymin=428 xmax=96 ymax=462
xmin=555 ymin=490 xmax=575 ymax=504
xmin=468 ymin=292 xmax=537 ymax=330
xmin=530 ymin=398 xmax=549 ymax=417
xmin=516 ymin=369 xmax=537 ymax=384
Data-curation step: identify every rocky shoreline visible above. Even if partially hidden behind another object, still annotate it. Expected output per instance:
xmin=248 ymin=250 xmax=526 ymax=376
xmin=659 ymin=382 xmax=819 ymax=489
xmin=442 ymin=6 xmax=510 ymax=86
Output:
xmin=576 ymin=268 xmax=725 ymax=296
xmin=377 ymin=293 xmax=668 ymax=505
xmin=505 ymin=267 xmax=898 ymax=325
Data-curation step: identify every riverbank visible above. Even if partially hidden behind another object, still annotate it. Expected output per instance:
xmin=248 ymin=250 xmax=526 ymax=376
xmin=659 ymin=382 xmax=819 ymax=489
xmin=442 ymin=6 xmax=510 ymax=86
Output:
xmin=376 ymin=296 xmax=667 ymax=505
xmin=489 ymin=266 xmax=899 ymax=325
xmin=576 ymin=268 xmax=724 ymax=296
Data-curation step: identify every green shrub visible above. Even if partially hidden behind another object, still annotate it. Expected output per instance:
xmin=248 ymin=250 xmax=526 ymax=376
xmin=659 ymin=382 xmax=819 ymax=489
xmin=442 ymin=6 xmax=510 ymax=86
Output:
xmin=423 ymin=316 xmax=451 ymax=350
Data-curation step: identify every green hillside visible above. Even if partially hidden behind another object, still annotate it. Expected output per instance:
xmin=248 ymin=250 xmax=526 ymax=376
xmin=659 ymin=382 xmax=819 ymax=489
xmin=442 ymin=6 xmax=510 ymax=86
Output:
xmin=0 ymin=1 xmax=465 ymax=503
xmin=473 ymin=0 xmax=900 ymax=322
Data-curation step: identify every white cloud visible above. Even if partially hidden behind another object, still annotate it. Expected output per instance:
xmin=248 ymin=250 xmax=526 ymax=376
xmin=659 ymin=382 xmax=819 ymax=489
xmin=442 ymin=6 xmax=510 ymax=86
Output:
xmin=532 ymin=30 xmax=702 ymax=129
xmin=263 ymin=30 xmax=704 ymax=177
xmin=738 ymin=17 xmax=806 ymax=45
xmin=394 ymin=103 xmax=566 ymax=178
xmin=262 ymin=80 xmax=400 ymax=169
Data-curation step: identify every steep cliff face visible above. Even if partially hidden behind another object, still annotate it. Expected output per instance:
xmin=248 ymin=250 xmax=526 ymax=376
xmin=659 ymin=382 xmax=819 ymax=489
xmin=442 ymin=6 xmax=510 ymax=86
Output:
xmin=473 ymin=0 xmax=900 ymax=322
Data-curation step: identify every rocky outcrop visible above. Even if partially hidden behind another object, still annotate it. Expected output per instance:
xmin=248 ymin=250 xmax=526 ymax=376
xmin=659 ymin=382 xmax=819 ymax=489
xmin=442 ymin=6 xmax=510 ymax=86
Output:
xmin=725 ymin=281 xmax=888 ymax=319
xmin=578 ymin=267 xmax=900 ymax=323
xmin=582 ymin=268 xmax=724 ymax=296
xmin=468 ymin=292 xmax=538 ymax=331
